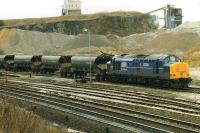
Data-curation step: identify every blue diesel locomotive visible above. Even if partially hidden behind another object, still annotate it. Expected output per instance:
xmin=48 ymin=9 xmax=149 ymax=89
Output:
xmin=107 ymin=55 xmax=191 ymax=88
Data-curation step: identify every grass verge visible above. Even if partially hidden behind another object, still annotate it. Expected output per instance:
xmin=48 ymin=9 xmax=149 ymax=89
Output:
xmin=0 ymin=97 xmax=68 ymax=133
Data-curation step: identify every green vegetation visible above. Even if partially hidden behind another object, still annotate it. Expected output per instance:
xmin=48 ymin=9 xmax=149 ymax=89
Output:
xmin=0 ymin=11 xmax=156 ymax=37
xmin=0 ymin=97 xmax=68 ymax=133
xmin=0 ymin=20 xmax=4 ymax=26
xmin=2 ymin=11 xmax=141 ymax=26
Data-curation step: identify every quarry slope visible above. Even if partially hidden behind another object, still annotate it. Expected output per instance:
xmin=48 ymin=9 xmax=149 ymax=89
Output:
xmin=0 ymin=21 xmax=200 ymax=66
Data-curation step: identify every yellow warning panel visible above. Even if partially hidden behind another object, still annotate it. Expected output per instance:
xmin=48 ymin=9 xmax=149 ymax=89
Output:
xmin=170 ymin=62 xmax=190 ymax=79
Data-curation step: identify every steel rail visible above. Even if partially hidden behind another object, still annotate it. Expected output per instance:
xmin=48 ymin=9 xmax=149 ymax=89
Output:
xmin=52 ymin=81 xmax=200 ymax=109
xmin=0 ymin=92 xmax=140 ymax=133
xmin=0 ymin=86 xmax=173 ymax=133
xmin=19 ymin=78 xmax=200 ymax=107
xmin=1 ymin=81 xmax=200 ymax=132
xmin=1 ymin=86 xmax=199 ymax=133
xmin=6 ymin=80 xmax=200 ymax=115
xmin=2 ymin=82 xmax=200 ymax=130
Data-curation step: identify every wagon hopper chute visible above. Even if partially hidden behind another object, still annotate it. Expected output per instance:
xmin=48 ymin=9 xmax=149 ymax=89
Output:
xmin=3 ymin=55 xmax=15 ymax=71
xmin=0 ymin=55 xmax=6 ymax=69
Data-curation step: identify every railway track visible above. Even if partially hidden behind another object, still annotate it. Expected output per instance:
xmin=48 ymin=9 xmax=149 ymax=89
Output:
xmin=1 ymin=79 xmax=200 ymax=132
xmin=0 ymin=83 xmax=168 ymax=133
xmin=2 ymin=71 xmax=200 ymax=94
xmin=188 ymin=85 xmax=200 ymax=94
xmin=14 ymin=79 xmax=200 ymax=115
xmin=20 ymin=75 xmax=200 ymax=94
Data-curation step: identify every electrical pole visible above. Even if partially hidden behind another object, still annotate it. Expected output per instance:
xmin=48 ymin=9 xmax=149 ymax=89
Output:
xmin=83 ymin=28 xmax=92 ymax=83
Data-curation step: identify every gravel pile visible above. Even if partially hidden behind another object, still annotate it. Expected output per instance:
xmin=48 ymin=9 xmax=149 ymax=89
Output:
xmin=120 ymin=23 xmax=200 ymax=57
xmin=58 ymin=34 xmax=114 ymax=55
xmin=0 ymin=29 xmax=75 ymax=55
xmin=176 ymin=21 xmax=200 ymax=29
xmin=0 ymin=29 xmax=114 ymax=55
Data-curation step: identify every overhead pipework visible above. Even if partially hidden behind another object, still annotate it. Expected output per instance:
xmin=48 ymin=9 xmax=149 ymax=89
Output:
xmin=147 ymin=4 xmax=182 ymax=29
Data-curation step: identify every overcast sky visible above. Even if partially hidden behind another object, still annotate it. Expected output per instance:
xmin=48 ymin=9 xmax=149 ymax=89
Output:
xmin=0 ymin=0 xmax=199 ymax=22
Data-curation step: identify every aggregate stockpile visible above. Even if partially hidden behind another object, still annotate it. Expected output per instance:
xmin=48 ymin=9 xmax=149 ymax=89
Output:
xmin=0 ymin=29 xmax=74 ymax=55
xmin=0 ymin=28 xmax=114 ymax=55
xmin=0 ymin=21 xmax=200 ymax=66
xmin=122 ymin=25 xmax=200 ymax=56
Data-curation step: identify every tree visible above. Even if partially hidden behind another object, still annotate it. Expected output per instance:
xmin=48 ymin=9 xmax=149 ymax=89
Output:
xmin=0 ymin=20 xmax=4 ymax=26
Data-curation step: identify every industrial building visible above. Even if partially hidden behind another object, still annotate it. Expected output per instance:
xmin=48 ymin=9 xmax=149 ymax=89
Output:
xmin=62 ymin=0 xmax=81 ymax=16
xmin=148 ymin=4 xmax=182 ymax=29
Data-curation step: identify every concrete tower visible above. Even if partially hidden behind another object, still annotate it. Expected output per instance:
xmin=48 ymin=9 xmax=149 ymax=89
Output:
xmin=62 ymin=0 xmax=81 ymax=16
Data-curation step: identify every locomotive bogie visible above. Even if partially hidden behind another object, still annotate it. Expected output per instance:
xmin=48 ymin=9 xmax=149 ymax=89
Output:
xmin=0 ymin=55 xmax=6 ymax=69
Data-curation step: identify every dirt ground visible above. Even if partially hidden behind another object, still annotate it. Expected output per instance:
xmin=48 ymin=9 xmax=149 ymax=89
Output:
xmin=175 ymin=92 xmax=200 ymax=103
xmin=190 ymin=67 xmax=200 ymax=80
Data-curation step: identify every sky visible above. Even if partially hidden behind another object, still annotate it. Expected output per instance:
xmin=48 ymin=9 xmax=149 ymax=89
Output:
xmin=0 ymin=0 xmax=199 ymax=22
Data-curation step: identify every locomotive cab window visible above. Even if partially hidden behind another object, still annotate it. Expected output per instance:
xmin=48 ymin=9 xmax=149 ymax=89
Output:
xmin=164 ymin=56 xmax=181 ymax=64
xmin=164 ymin=57 xmax=170 ymax=64
xmin=170 ymin=56 xmax=176 ymax=62
xmin=175 ymin=57 xmax=181 ymax=62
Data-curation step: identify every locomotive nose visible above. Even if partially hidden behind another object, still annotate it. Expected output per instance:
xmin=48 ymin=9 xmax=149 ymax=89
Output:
xmin=170 ymin=62 xmax=190 ymax=79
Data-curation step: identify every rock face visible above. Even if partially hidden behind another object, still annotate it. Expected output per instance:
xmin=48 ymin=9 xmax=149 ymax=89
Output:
xmin=0 ymin=12 xmax=156 ymax=37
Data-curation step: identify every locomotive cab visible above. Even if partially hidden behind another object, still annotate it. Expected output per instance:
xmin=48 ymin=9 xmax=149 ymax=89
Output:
xmin=162 ymin=55 xmax=181 ymax=78
xmin=162 ymin=55 xmax=191 ymax=88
